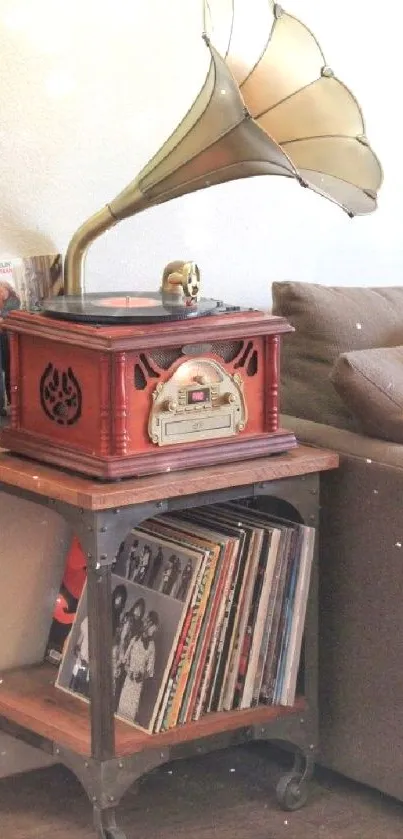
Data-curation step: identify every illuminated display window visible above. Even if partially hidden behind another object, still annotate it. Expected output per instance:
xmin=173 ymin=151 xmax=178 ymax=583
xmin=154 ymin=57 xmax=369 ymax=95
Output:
xmin=187 ymin=387 xmax=210 ymax=405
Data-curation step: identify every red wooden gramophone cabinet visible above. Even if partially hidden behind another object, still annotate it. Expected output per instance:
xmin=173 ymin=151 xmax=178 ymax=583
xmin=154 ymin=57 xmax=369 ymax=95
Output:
xmin=1 ymin=307 xmax=296 ymax=479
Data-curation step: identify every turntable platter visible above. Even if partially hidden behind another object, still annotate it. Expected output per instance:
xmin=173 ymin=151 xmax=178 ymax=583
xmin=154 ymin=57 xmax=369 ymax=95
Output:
xmin=41 ymin=292 xmax=232 ymax=324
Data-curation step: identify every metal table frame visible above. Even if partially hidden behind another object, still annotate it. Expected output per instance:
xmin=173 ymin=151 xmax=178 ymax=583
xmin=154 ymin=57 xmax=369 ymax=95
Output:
xmin=0 ymin=469 xmax=320 ymax=839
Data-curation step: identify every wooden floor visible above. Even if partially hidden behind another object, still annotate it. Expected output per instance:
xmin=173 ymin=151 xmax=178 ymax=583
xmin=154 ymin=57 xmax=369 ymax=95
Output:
xmin=1 ymin=744 xmax=402 ymax=838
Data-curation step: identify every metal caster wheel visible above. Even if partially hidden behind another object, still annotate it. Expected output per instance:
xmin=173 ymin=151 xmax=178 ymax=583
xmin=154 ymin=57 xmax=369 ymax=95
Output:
xmin=276 ymin=772 xmax=309 ymax=811
xmin=97 ymin=825 xmax=127 ymax=839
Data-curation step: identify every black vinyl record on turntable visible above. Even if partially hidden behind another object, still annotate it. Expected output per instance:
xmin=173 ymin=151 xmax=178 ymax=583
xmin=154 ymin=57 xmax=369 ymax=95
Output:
xmin=42 ymin=260 xmax=244 ymax=324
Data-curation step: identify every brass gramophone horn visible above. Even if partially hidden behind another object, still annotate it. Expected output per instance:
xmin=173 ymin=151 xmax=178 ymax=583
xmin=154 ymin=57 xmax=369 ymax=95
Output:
xmin=64 ymin=39 xmax=299 ymax=295
xmin=64 ymin=2 xmax=382 ymax=297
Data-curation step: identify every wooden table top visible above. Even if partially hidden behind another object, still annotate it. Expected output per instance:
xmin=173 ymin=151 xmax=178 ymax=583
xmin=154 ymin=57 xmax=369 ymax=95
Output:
xmin=0 ymin=445 xmax=339 ymax=510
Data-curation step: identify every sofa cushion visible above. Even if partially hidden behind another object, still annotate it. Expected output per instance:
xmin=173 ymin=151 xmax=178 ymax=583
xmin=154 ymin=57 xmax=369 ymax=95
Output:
xmin=272 ymin=282 xmax=403 ymax=430
xmin=331 ymin=346 xmax=403 ymax=443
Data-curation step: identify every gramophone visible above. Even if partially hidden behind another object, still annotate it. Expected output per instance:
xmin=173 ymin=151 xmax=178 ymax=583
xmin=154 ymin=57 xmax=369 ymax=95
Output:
xmin=1 ymin=2 xmax=382 ymax=479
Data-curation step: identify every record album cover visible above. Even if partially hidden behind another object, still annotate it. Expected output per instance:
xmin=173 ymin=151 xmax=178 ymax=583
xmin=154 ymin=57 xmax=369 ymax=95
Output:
xmin=57 ymin=532 xmax=205 ymax=732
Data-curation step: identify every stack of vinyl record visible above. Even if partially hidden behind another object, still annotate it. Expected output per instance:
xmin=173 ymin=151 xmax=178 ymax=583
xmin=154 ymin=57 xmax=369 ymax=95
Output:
xmin=53 ymin=502 xmax=315 ymax=734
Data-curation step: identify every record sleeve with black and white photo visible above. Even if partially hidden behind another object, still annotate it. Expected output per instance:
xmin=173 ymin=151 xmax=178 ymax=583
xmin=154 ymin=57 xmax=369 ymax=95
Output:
xmin=136 ymin=520 xmax=222 ymax=732
xmin=113 ymin=529 xmax=204 ymax=603
xmin=56 ymin=534 xmax=205 ymax=732
xmin=137 ymin=515 xmax=238 ymax=726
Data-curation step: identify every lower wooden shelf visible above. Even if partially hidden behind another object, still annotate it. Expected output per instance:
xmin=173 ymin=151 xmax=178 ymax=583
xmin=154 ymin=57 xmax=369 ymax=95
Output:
xmin=0 ymin=663 xmax=306 ymax=758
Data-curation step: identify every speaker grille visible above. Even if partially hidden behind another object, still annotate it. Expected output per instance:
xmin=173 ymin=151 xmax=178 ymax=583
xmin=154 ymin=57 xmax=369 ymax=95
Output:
xmin=209 ymin=341 xmax=244 ymax=362
xmin=134 ymin=364 xmax=147 ymax=390
xmin=246 ymin=349 xmax=258 ymax=376
xmin=148 ymin=341 xmax=245 ymax=369
xmin=148 ymin=348 xmax=182 ymax=370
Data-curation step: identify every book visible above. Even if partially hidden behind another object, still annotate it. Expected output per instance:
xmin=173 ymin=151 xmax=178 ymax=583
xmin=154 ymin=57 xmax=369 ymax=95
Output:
xmin=0 ymin=254 xmax=62 ymax=311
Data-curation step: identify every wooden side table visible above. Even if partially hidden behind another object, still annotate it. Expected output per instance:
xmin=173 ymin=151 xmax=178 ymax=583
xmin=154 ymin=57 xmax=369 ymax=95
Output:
xmin=0 ymin=444 xmax=338 ymax=838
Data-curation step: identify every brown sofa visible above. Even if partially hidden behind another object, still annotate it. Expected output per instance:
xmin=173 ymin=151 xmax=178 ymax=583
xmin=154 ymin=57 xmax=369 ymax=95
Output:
xmin=273 ymin=281 xmax=403 ymax=801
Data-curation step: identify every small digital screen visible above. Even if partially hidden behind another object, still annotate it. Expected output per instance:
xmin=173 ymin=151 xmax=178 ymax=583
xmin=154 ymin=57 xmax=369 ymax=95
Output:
xmin=187 ymin=387 xmax=210 ymax=405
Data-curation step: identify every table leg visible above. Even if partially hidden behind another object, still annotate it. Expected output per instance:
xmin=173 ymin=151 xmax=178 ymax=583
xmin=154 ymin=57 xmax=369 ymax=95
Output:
xmin=93 ymin=805 xmax=127 ymax=839
xmin=86 ymin=561 xmax=115 ymax=761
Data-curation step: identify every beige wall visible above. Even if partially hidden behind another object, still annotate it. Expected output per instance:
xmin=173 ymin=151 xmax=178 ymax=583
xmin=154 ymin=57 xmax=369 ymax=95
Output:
xmin=0 ymin=490 xmax=71 ymax=774
xmin=0 ymin=0 xmax=394 ymax=311
xmin=0 ymin=735 xmax=55 ymax=778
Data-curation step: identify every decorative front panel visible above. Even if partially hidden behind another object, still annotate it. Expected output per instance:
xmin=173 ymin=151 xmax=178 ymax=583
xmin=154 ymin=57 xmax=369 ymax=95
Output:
xmin=39 ymin=363 xmax=82 ymax=426
xmin=18 ymin=336 xmax=103 ymax=453
xmin=148 ymin=358 xmax=247 ymax=446
xmin=125 ymin=337 xmax=267 ymax=455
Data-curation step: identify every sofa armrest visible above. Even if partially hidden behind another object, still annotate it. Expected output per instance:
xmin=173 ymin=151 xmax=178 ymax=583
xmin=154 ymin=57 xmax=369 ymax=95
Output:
xmin=281 ymin=414 xmax=403 ymax=472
